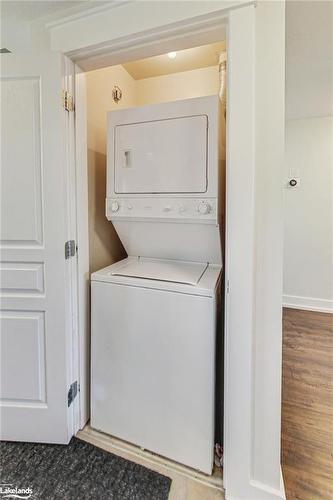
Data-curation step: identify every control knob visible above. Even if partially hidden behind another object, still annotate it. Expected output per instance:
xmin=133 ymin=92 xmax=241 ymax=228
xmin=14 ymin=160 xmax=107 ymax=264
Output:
xmin=110 ymin=201 xmax=119 ymax=212
xmin=197 ymin=201 xmax=211 ymax=215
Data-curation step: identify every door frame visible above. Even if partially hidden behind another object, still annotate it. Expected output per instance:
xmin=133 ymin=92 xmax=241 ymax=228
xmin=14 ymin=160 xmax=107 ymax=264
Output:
xmin=73 ymin=63 xmax=90 ymax=429
xmin=71 ymin=2 xmax=231 ymax=438
xmin=62 ymin=55 xmax=81 ymax=436
xmin=56 ymin=2 xmax=286 ymax=499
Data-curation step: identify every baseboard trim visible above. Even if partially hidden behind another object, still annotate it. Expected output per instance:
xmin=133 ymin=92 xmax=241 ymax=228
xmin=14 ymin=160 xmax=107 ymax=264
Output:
xmin=280 ymin=466 xmax=286 ymax=499
xmin=249 ymin=479 xmax=286 ymax=500
xmin=283 ymin=295 xmax=333 ymax=314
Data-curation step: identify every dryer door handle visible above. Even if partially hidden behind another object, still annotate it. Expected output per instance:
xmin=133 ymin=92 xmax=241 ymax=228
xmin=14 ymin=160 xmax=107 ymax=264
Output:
xmin=122 ymin=149 xmax=132 ymax=168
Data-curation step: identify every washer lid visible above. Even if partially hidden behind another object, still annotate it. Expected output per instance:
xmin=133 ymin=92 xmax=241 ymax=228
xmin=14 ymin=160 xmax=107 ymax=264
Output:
xmin=111 ymin=258 xmax=208 ymax=286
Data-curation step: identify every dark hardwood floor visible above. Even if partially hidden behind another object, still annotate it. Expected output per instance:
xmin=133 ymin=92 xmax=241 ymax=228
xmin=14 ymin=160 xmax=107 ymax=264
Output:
xmin=282 ymin=308 xmax=333 ymax=500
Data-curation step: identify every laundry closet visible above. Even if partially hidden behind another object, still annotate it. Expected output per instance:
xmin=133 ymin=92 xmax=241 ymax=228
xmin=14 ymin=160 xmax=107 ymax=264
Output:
xmin=85 ymin=41 xmax=226 ymax=475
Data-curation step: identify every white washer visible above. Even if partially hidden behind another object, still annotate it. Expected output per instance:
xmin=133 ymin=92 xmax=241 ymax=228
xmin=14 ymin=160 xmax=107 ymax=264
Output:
xmin=91 ymin=257 xmax=221 ymax=474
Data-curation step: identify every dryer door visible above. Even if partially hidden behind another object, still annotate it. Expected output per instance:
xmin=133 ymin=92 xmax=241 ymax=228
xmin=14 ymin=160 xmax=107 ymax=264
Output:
xmin=114 ymin=115 xmax=208 ymax=194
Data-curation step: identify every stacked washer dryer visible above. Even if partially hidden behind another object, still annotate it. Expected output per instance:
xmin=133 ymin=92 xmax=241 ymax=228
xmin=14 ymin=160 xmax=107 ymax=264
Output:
xmin=91 ymin=95 xmax=224 ymax=474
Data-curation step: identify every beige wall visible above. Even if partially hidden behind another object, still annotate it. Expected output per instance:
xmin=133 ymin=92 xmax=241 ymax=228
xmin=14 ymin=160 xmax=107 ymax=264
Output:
xmin=135 ymin=65 xmax=219 ymax=106
xmin=86 ymin=63 xmax=219 ymax=272
xmin=86 ymin=65 xmax=136 ymax=272
xmin=87 ymin=64 xmax=136 ymax=155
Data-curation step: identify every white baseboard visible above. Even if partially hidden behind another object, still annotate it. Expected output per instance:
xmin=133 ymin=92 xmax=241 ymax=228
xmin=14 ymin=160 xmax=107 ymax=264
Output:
xmin=283 ymin=294 xmax=333 ymax=314
xmin=280 ymin=466 xmax=286 ymax=499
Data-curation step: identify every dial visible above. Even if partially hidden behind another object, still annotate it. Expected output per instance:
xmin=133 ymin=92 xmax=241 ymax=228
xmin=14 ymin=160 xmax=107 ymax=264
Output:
xmin=197 ymin=201 xmax=211 ymax=215
xmin=110 ymin=201 xmax=119 ymax=212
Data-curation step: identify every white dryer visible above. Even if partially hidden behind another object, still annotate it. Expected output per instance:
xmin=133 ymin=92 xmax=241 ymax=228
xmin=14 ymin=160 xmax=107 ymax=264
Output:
xmin=91 ymin=96 xmax=224 ymax=474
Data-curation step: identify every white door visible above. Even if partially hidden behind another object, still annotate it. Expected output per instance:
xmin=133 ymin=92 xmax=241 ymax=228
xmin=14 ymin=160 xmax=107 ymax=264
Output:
xmin=0 ymin=52 xmax=75 ymax=443
xmin=114 ymin=115 xmax=208 ymax=194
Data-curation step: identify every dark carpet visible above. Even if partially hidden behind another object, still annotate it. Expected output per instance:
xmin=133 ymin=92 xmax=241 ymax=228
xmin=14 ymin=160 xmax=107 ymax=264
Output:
xmin=0 ymin=437 xmax=172 ymax=499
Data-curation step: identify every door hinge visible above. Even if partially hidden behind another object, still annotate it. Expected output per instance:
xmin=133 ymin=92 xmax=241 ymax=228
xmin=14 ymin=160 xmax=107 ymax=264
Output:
xmin=62 ymin=90 xmax=74 ymax=112
xmin=68 ymin=381 xmax=78 ymax=407
xmin=65 ymin=240 xmax=77 ymax=259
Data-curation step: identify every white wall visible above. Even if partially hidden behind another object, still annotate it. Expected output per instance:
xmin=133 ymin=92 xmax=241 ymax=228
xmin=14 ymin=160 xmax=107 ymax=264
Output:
xmin=283 ymin=116 xmax=333 ymax=312
xmin=49 ymin=1 xmax=240 ymax=54
xmin=285 ymin=1 xmax=333 ymax=120
xmin=283 ymin=0 xmax=333 ymax=313
xmin=0 ymin=13 xmax=31 ymax=51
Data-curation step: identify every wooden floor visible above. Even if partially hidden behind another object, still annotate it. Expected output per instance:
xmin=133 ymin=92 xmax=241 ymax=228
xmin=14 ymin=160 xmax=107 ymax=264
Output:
xmin=281 ymin=308 xmax=333 ymax=500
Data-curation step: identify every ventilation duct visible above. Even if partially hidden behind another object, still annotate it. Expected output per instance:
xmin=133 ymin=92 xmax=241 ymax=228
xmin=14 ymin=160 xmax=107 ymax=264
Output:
xmin=218 ymin=52 xmax=227 ymax=117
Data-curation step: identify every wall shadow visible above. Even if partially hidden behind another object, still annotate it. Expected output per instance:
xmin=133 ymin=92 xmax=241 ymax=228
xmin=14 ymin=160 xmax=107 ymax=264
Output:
xmin=88 ymin=149 xmax=126 ymax=274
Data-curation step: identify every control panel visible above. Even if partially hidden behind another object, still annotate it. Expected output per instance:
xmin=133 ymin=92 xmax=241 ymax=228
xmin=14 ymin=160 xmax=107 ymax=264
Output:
xmin=106 ymin=197 xmax=218 ymax=223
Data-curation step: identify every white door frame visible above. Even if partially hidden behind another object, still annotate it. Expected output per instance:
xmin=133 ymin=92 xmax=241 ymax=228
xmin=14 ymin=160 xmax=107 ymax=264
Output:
xmin=61 ymin=58 xmax=90 ymax=432
xmin=73 ymin=63 xmax=90 ymax=429
xmin=52 ymin=2 xmax=285 ymax=499
xmin=62 ymin=55 xmax=82 ymax=434
xmin=71 ymin=3 xmax=231 ymax=437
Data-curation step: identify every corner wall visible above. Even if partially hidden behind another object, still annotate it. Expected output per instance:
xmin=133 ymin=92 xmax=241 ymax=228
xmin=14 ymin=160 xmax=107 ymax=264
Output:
xmin=86 ymin=64 xmax=136 ymax=272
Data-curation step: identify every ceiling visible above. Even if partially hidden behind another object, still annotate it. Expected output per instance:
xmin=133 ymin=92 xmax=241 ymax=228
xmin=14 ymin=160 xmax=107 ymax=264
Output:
xmin=286 ymin=0 xmax=333 ymax=120
xmin=123 ymin=41 xmax=226 ymax=80
xmin=0 ymin=0 xmax=109 ymax=22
